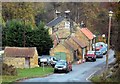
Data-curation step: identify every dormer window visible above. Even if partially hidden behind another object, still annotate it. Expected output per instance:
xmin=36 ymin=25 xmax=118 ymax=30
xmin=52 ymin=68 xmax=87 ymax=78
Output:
xmin=65 ymin=21 xmax=70 ymax=29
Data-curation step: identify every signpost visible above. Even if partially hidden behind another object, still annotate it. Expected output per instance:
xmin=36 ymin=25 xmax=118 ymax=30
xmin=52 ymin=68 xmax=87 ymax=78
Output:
xmin=41 ymin=63 xmax=44 ymax=72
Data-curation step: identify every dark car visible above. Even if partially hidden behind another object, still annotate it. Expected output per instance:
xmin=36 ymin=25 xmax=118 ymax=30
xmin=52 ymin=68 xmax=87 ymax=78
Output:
xmin=54 ymin=60 xmax=72 ymax=73
xmin=85 ymin=51 xmax=96 ymax=62
xmin=95 ymin=51 xmax=103 ymax=58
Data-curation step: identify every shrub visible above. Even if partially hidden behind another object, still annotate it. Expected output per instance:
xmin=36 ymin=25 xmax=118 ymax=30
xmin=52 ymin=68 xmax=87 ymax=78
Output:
xmin=2 ymin=63 xmax=17 ymax=76
xmin=116 ymin=51 xmax=120 ymax=63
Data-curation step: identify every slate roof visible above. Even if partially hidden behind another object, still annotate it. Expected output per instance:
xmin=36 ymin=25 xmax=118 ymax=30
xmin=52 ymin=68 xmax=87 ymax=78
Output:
xmin=46 ymin=16 xmax=64 ymax=27
xmin=4 ymin=47 xmax=36 ymax=57
xmin=71 ymin=36 xmax=87 ymax=48
xmin=80 ymin=28 xmax=94 ymax=40
xmin=65 ymin=40 xmax=78 ymax=51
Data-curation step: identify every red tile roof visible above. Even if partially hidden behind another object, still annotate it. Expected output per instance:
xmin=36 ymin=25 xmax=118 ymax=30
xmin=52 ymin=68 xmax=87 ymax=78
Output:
xmin=80 ymin=28 xmax=94 ymax=40
xmin=71 ymin=36 xmax=86 ymax=48
xmin=4 ymin=47 xmax=36 ymax=57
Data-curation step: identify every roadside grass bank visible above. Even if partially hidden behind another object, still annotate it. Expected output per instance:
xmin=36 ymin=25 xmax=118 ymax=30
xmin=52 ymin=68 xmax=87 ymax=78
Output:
xmin=91 ymin=75 xmax=119 ymax=83
xmin=91 ymin=62 xmax=120 ymax=83
xmin=2 ymin=67 xmax=54 ymax=84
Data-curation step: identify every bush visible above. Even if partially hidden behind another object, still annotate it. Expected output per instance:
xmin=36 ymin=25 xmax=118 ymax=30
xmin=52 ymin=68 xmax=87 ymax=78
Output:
xmin=116 ymin=51 xmax=120 ymax=63
xmin=2 ymin=63 xmax=17 ymax=76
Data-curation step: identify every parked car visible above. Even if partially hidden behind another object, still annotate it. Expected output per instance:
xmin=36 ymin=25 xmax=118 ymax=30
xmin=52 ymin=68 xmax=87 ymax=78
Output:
xmin=49 ymin=56 xmax=59 ymax=68
xmin=99 ymin=47 xmax=107 ymax=55
xmin=95 ymin=51 xmax=103 ymax=58
xmin=54 ymin=60 xmax=72 ymax=73
xmin=38 ymin=55 xmax=58 ymax=67
xmin=93 ymin=42 xmax=107 ymax=51
xmin=38 ymin=56 xmax=49 ymax=66
xmin=85 ymin=51 xmax=96 ymax=62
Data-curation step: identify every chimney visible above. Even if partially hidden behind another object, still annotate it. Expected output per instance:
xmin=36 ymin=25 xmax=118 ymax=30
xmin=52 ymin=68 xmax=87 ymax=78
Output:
xmin=70 ymin=21 xmax=74 ymax=33
xmin=64 ymin=10 xmax=70 ymax=19
xmin=55 ymin=10 xmax=61 ymax=17
xmin=80 ymin=21 xmax=86 ymax=28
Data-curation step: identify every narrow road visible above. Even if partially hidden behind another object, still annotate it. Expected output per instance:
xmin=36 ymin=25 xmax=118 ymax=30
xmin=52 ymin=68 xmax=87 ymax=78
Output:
xmin=21 ymin=49 xmax=115 ymax=82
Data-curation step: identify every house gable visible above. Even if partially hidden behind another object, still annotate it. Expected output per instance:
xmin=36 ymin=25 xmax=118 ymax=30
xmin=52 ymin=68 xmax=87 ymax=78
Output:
xmin=71 ymin=36 xmax=86 ymax=48
xmin=80 ymin=28 xmax=94 ymax=40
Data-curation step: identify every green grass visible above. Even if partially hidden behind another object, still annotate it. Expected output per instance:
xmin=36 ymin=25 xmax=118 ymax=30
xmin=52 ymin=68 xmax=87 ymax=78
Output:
xmin=90 ymin=75 xmax=102 ymax=82
xmin=2 ymin=67 xmax=53 ymax=84
xmin=91 ymin=75 xmax=120 ymax=83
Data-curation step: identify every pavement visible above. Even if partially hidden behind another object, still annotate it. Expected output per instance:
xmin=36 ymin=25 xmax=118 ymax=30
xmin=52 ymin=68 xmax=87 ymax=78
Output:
xmin=20 ymin=49 xmax=115 ymax=82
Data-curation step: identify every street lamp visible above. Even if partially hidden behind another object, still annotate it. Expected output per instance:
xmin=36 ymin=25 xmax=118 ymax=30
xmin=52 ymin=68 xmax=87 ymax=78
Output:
xmin=102 ymin=34 xmax=105 ymax=38
xmin=105 ymin=10 xmax=113 ymax=76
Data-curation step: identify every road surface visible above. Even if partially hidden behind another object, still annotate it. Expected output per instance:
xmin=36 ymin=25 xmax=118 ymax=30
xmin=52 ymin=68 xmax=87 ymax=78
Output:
xmin=21 ymin=49 xmax=115 ymax=82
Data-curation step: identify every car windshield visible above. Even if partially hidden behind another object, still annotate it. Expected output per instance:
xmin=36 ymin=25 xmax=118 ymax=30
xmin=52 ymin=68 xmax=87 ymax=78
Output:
xmin=100 ymin=47 xmax=107 ymax=51
xmin=87 ymin=51 xmax=95 ymax=54
xmin=96 ymin=51 xmax=100 ymax=53
xmin=96 ymin=51 xmax=101 ymax=54
xmin=56 ymin=62 xmax=66 ymax=65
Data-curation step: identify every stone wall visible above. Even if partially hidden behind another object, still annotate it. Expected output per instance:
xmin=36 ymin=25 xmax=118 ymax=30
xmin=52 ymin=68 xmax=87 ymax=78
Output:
xmin=68 ymin=38 xmax=83 ymax=59
xmin=50 ymin=43 xmax=73 ymax=62
xmin=3 ymin=57 xmax=25 ymax=68
xmin=30 ymin=49 xmax=39 ymax=68
xmin=75 ymin=28 xmax=90 ymax=51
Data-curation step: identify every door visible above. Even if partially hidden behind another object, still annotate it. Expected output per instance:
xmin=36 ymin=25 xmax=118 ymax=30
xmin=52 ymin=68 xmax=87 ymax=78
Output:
xmin=55 ymin=52 xmax=66 ymax=60
xmin=25 ymin=57 xmax=30 ymax=68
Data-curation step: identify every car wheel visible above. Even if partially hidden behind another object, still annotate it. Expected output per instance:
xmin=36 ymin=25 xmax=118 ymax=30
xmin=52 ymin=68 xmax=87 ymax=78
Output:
xmin=93 ymin=58 xmax=96 ymax=62
xmin=52 ymin=65 xmax=54 ymax=68
xmin=52 ymin=64 xmax=55 ymax=68
xmin=39 ymin=63 xmax=42 ymax=66
xmin=54 ymin=70 xmax=57 ymax=73
xmin=65 ymin=69 xmax=69 ymax=73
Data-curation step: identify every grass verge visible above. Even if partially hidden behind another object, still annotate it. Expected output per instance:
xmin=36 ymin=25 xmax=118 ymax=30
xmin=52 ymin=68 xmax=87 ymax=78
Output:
xmin=91 ymin=75 xmax=120 ymax=84
xmin=2 ymin=67 xmax=53 ymax=84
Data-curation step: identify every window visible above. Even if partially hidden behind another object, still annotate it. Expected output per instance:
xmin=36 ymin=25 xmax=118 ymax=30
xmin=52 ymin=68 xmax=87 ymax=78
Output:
xmin=65 ymin=21 xmax=70 ymax=29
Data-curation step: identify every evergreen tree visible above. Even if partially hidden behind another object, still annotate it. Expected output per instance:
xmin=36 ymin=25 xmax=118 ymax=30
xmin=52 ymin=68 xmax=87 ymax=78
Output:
xmin=2 ymin=20 xmax=53 ymax=55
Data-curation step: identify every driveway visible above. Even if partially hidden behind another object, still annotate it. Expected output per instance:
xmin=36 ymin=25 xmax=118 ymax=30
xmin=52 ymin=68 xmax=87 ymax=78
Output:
xmin=20 ymin=49 xmax=115 ymax=82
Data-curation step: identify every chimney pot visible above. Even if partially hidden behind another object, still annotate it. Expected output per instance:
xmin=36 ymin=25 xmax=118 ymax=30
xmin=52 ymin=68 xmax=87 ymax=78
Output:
xmin=55 ymin=10 xmax=61 ymax=17
xmin=64 ymin=10 xmax=70 ymax=19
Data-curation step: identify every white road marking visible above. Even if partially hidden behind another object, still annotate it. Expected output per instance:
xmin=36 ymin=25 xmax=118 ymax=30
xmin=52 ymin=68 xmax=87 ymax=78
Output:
xmin=86 ymin=71 xmax=97 ymax=81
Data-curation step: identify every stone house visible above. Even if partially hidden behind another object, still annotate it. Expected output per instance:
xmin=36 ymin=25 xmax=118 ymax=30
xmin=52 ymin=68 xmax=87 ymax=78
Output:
xmin=3 ymin=47 xmax=38 ymax=68
xmin=80 ymin=28 xmax=94 ymax=51
xmin=69 ymin=36 xmax=87 ymax=60
xmin=47 ymin=11 xmax=94 ymax=62
xmin=46 ymin=13 xmax=78 ymax=43
xmin=75 ymin=27 xmax=95 ymax=51
xmin=50 ymin=36 xmax=87 ymax=62
xmin=50 ymin=42 xmax=74 ymax=62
